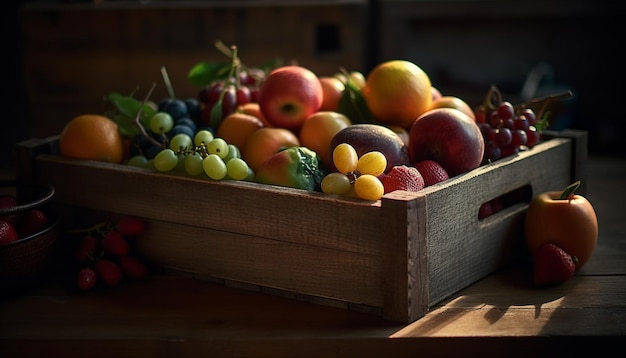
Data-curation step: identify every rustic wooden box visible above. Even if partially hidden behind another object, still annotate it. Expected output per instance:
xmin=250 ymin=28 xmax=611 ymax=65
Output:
xmin=15 ymin=130 xmax=587 ymax=323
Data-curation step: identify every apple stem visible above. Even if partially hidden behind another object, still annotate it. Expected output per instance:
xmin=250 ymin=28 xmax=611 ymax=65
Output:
xmin=558 ymin=180 xmax=581 ymax=200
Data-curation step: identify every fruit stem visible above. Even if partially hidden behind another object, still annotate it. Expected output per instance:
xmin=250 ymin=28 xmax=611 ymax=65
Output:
xmin=161 ymin=66 xmax=176 ymax=99
xmin=67 ymin=221 xmax=108 ymax=235
xmin=516 ymin=90 xmax=573 ymax=126
xmin=210 ymin=45 xmax=240 ymax=130
xmin=215 ymin=39 xmax=250 ymax=74
xmin=558 ymin=180 xmax=581 ymax=200
xmin=482 ymin=85 xmax=503 ymax=111
xmin=133 ymin=82 xmax=166 ymax=148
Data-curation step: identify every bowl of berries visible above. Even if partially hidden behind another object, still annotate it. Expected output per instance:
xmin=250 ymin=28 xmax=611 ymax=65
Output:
xmin=0 ymin=180 xmax=59 ymax=297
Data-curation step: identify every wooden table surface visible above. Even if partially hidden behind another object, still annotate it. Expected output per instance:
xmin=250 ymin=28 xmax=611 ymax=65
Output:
xmin=1 ymin=155 xmax=625 ymax=357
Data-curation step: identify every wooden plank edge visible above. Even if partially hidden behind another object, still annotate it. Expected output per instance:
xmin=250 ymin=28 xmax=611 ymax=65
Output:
xmin=381 ymin=191 xmax=429 ymax=323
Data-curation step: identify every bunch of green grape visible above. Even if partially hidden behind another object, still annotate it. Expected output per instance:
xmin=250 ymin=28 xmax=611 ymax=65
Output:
xmin=320 ymin=143 xmax=387 ymax=201
xmin=130 ymin=125 xmax=253 ymax=181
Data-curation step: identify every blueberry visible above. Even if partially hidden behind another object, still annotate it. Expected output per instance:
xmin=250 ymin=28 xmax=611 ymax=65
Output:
xmin=159 ymin=98 xmax=188 ymax=120
xmin=184 ymin=98 xmax=201 ymax=122
xmin=169 ymin=124 xmax=195 ymax=139
xmin=175 ymin=117 xmax=197 ymax=133
xmin=145 ymin=145 xmax=164 ymax=160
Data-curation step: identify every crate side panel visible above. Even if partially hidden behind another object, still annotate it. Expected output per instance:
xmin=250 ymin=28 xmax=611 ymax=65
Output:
xmin=423 ymin=138 xmax=573 ymax=305
xmin=380 ymin=191 xmax=429 ymax=323
xmin=134 ymin=219 xmax=383 ymax=306
xmin=33 ymin=155 xmax=382 ymax=256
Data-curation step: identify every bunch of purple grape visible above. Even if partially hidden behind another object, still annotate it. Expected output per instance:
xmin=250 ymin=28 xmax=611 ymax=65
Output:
xmin=474 ymin=92 xmax=542 ymax=165
xmin=196 ymin=68 xmax=265 ymax=128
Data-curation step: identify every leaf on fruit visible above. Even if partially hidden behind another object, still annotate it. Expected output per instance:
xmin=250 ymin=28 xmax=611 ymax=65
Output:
xmin=559 ymin=180 xmax=581 ymax=200
xmin=106 ymin=93 xmax=156 ymax=137
xmin=209 ymin=101 xmax=224 ymax=130
xmin=187 ymin=62 xmax=231 ymax=87
xmin=337 ymin=82 xmax=376 ymax=125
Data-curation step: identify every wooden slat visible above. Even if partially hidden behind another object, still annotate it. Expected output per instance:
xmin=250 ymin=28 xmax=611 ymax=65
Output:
xmin=381 ymin=190 xmax=428 ymax=322
xmin=13 ymin=132 xmax=585 ymax=323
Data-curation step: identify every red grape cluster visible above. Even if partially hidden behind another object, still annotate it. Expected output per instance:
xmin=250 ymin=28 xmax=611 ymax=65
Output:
xmin=474 ymin=88 xmax=542 ymax=165
xmin=197 ymin=68 xmax=265 ymax=128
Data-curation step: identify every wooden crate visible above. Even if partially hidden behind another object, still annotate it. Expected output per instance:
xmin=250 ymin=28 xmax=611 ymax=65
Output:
xmin=14 ymin=130 xmax=587 ymax=323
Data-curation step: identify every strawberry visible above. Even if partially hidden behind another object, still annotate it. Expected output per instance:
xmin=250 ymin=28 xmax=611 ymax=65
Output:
xmin=95 ymin=258 xmax=123 ymax=287
xmin=118 ymin=255 xmax=150 ymax=280
xmin=77 ymin=267 xmax=98 ymax=291
xmin=18 ymin=208 xmax=49 ymax=238
xmin=0 ymin=219 xmax=19 ymax=245
xmin=381 ymin=165 xmax=424 ymax=194
xmin=76 ymin=235 xmax=100 ymax=263
xmin=413 ymin=160 xmax=449 ymax=187
xmin=102 ymin=230 xmax=130 ymax=257
xmin=116 ymin=216 xmax=146 ymax=237
xmin=0 ymin=195 xmax=20 ymax=228
xmin=532 ymin=243 xmax=577 ymax=287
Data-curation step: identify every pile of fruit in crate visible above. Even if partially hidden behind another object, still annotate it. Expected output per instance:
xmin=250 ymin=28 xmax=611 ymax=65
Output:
xmin=52 ymin=41 xmax=597 ymax=289
xmin=58 ymin=41 xmax=573 ymax=200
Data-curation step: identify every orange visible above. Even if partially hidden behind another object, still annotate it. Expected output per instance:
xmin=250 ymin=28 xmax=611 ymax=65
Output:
xmin=242 ymin=127 xmax=301 ymax=172
xmin=319 ymin=76 xmax=345 ymax=112
xmin=362 ymin=60 xmax=432 ymax=129
xmin=427 ymin=96 xmax=476 ymax=121
xmin=216 ymin=112 xmax=265 ymax=152
xmin=59 ymin=114 xmax=123 ymax=163
xmin=237 ymin=102 xmax=273 ymax=128
xmin=299 ymin=111 xmax=351 ymax=167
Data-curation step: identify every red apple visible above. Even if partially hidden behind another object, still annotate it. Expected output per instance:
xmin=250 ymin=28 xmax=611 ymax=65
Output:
xmin=525 ymin=181 xmax=598 ymax=269
xmin=408 ymin=108 xmax=484 ymax=177
xmin=258 ymin=65 xmax=323 ymax=133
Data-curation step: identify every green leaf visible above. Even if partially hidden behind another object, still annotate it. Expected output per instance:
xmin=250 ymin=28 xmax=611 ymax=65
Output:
xmin=106 ymin=93 xmax=157 ymax=137
xmin=559 ymin=180 xmax=581 ymax=200
xmin=337 ymin=83 xmax=376 ymax=124
xmin=187 ymin=62 xmax=231 ymax=87
xmin=209 ymin=101 xmax=223 ymax=130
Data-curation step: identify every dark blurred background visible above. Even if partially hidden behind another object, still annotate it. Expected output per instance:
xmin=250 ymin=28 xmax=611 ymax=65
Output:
xmin=2 ymin=0 xmax=625 ymax=170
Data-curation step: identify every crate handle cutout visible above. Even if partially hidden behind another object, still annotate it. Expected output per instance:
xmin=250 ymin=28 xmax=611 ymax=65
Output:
xmin=477 ymin=184 xmax=532 ymax=221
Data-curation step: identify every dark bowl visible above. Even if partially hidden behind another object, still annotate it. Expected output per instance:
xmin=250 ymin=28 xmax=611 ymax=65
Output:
xmin=1 ymin=180 xmax=59 ymax=297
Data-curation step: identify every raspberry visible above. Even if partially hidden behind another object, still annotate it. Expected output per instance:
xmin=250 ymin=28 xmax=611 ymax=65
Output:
xmin=0 ymin=219 xmax=19 ymax=245
xmin=532 ymin=243 xmax=577 ymax=287
xmin=95 ymin=259 xmax=123 ymax=287
xmin=102 ymin=230 xmax=130 ymax=257
xmin=118 ymin=255 xmax=150 ymax=280
xmin=18 ymin=208 xmax=49 ymax=238
xmin=381 ymin=165 xmax=424 ymax=194
xmin=413 ymin=160 xmax=449 ymax=187
xmin=116 ymin=216 xmax=146 ymax=237
xmin=77 ymin=267 xmax=98 ymax=291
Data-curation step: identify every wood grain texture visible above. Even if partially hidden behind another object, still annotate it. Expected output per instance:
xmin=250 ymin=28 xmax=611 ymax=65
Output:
xmin=0 ymin=153 xmax=624 ymax=357
xmin=12 ymin=132 xmax=586 ymax=323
